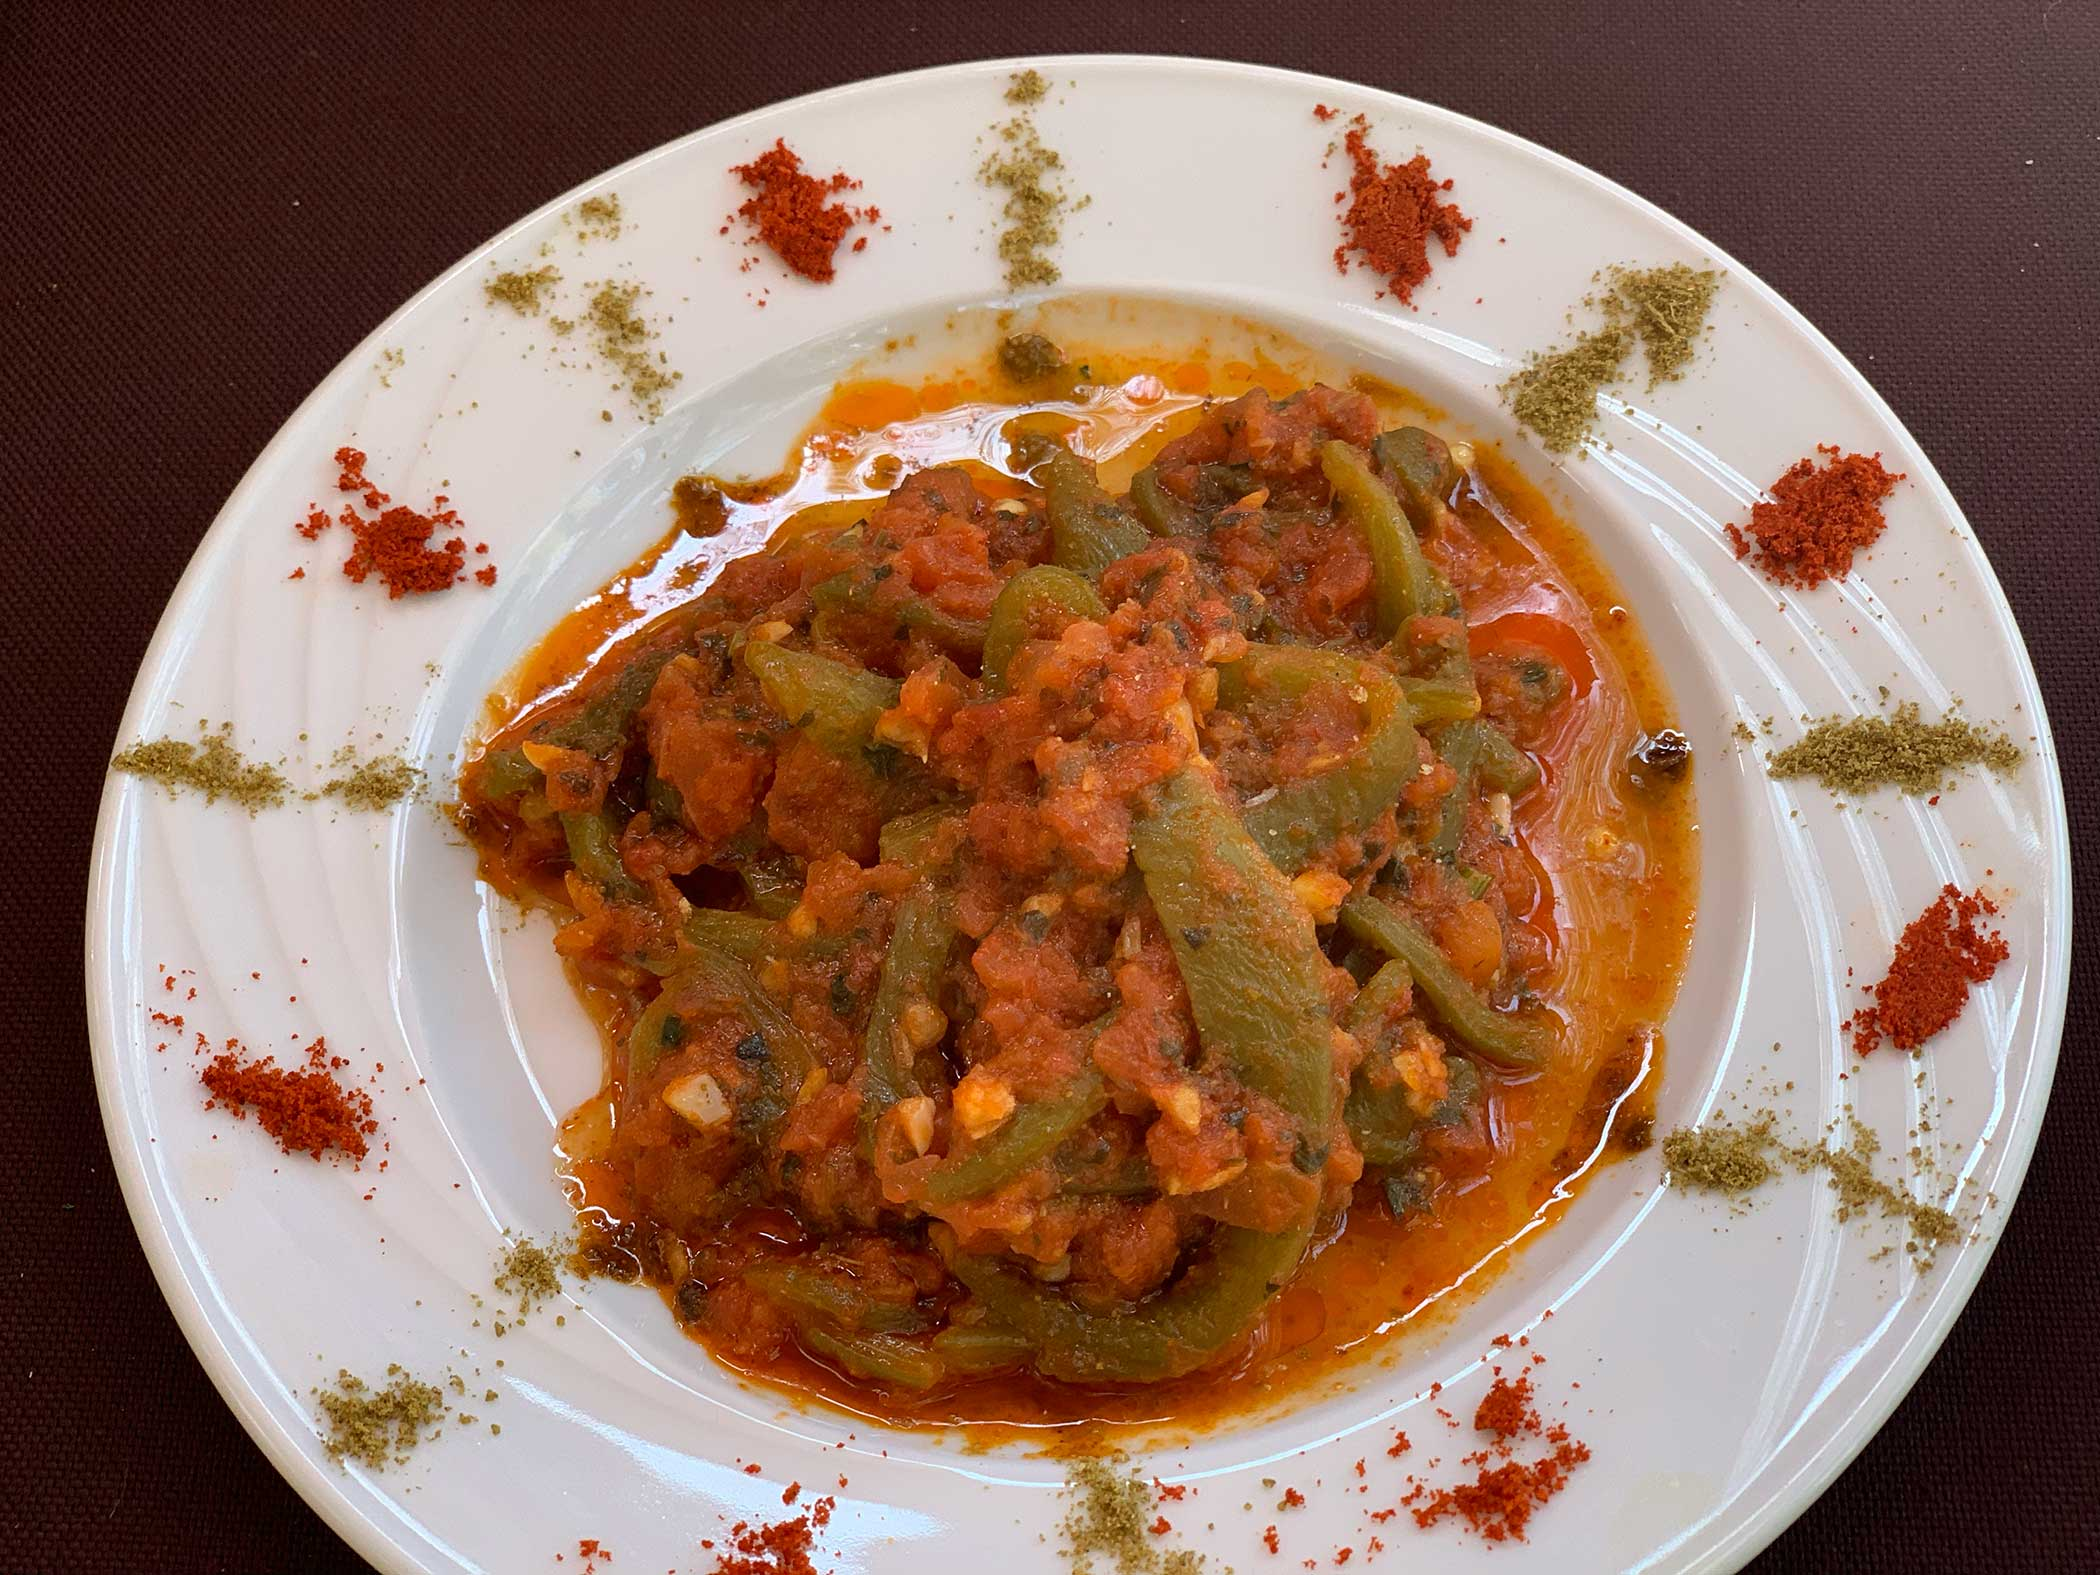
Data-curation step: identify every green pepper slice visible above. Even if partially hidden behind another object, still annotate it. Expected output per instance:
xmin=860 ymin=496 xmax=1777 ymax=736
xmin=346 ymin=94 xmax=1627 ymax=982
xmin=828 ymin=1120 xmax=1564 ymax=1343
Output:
xmin=920 ymin=1068 xmax=1108 ymax=1205
xmin=682 ymin=908 xmax=772 ymax=963
xmin=1130 ymin=464 xmax=1203 ymax=537
xmin=1428 ymin=722 xmax=1486 ymax=862
xmin=628 ymin=943 xmax=821 ymax=1135
xmin=744 ymin=641 xmax=900 ymax=754
xmin=1135 ymin=766 xmax=1338 ymax=1127
xmin=1025 ymin=438 xmax=1150 ymax=579
xmin=1372 ymin=427 xmax=1461 ymax=536
xmin=1219 ymin=645 xmax=1417 ymax=876
xmin=944 ymin=1221 xmax=1312 ymax=1383
xmin=1339 ymin=895 xmax=1545 ymax=1068
xmin=560 ymin=809 xmax=641 ymax=900
xmin=981 ymin=564 xmax=1107 ymax=690
xmin=1321 ymin=440 xmax=1433 ymax=639
xmin=859 ymin=888 xmax=955 ymax=1144
xmin=799 ymin=1324 xmax=946 ymax=1390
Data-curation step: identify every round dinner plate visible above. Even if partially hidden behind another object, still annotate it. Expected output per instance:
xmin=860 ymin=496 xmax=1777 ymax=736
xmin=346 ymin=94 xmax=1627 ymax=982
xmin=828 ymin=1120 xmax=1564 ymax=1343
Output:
xmin=86 ymin=55 xmax=2069 ymax=1574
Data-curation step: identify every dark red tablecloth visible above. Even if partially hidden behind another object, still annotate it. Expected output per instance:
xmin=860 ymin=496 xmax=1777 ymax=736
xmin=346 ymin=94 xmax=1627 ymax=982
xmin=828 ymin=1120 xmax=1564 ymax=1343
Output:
xmin=6 ymin=3 xmax=2094 ymax=1569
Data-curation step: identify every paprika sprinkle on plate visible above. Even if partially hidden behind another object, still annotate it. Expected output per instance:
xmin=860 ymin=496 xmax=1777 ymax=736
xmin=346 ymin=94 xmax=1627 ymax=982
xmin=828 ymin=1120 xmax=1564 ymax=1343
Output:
xmin=1324 ymin=112 xmax=1471 ymax=305
xmin=727 ymin=140 xmax=878 ymax=283
xmin=1847 ymin=884 xmax=2009 ymax=1055
xmin=295 ymin=447 xmax=498 ymax=597
xmin=199 ymin=1034 xmax=378 ymax=1162
xmin=1725 ymin=446 xmax=1904 ymax=589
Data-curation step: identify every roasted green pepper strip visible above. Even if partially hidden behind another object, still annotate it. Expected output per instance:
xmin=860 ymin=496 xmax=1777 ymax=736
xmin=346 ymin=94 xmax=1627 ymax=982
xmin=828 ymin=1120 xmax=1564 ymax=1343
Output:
xmin=930 ymin=1321 xmax=1034 ymax=1373
xmin=560 ymin=810 xmax=641 ymax=900
xmin=1372 ymin=427 xmax=1461 ymax=536
xmin=1135 ymin=766 xmax=1338 ymax=1127
xmin=1475 ymin=725 xmax=1541 ymax=795
xmin=811 ymin=569 xmax=986 ymax=657
xmin=877 ymin=804 xmax=961 ymax=870
xmin=944 ymin=1221 xmax=1313 ymax=1383
xmin=682 ymin=908 xmax=771 ymax=963
xmin=470 ymin=746 xmax=539 ymax=799
xmin=1429 ymin=722 xmax=1487 ymax=861
xmin=1321 ymin=440 xmax=1432 ymax=639
xmin=1345 ymin=1081 xmax=1421 ymax=1168
xmin=1130 ymin=464 xmax=1203 ymax=536
xmin=735 ymin=856 xmax=802 ymax=919
xmin=981 ymin=564 xmax=1107 ymax=690
xmin=1028 ymin=439 xmax=1150 ymax=579
xmin=744 ymin=641 xmax=900 ymax=754
xmin=1344 ymin=957 xmax=1414 ymax=1036
xmin=860 ymin=889 xmax=955 ymax=1144
xmin=1403 ymin=677 xmax=1484 ymax=726
xmin=745 ymin=1263 xmax=926 ymax=1334
xmin=1343 ymin=959 xmax=1423 ymax=1165
xmin=921 ymin=1068 xmax=1108 ymax=1205
xmin=627 ymin=943 xmax=821 ymax=1128
xmin=930 ymin=766 xmax=1335 ymax=1382
xmin=799 ymin=1324 xmax=946 ymax=1390
xmin=1339 ymin=895 xmax=1545 ymax=1068
xmin=1220 ymin=645 xmax=1417 ymax=876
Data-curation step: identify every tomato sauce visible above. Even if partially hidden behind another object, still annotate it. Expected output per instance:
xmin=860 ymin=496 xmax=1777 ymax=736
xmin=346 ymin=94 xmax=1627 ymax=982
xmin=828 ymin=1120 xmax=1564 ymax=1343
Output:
xmin=460 ymin=333 xmax=1697 ymax=1434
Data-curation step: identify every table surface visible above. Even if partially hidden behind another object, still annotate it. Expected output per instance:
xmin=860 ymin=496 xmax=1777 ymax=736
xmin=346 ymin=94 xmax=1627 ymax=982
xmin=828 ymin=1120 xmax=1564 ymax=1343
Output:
xmin=6 ymin=3 xmax=2095 ymax=1570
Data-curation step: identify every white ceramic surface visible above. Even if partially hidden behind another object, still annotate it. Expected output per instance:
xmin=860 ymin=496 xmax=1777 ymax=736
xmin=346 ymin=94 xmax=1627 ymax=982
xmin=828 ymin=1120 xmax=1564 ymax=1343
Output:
xmin=86 ymin=57 xmax=2068 ymax=1574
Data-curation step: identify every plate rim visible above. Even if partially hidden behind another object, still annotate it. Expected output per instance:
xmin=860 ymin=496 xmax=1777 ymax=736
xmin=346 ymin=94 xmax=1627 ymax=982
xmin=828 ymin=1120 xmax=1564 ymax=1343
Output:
xmin=84 ymin=51 xmax=2073 ymax=1575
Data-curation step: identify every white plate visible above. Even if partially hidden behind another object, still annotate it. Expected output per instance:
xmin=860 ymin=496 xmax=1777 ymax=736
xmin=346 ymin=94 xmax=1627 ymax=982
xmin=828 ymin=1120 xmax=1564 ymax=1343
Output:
xmin=86 ymin=56 xmax=2069 ymax=1573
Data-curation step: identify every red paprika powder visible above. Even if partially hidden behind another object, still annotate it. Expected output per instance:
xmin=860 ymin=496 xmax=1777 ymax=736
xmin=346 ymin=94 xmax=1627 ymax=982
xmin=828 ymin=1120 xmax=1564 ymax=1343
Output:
xmin=1848 ymin=884 xmax=2008 ymax=1055
xmin=199 ymin=1034 xmax=377 ymax=1162
xmin=296 ymin=447 xmax=498 ymax=598
xmin=728 ymin=141 xmax=877 ymax=283
xmin=1327 ymin=112 xmax=1471 ymax=305
xmin=1725 ymin=446 xmax=1903 ymax=589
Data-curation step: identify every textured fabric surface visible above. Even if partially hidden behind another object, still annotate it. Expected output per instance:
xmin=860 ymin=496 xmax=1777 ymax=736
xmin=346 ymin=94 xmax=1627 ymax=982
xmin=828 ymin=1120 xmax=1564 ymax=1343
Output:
xmin=4 ymin=2 xmax=2094 ymax=1570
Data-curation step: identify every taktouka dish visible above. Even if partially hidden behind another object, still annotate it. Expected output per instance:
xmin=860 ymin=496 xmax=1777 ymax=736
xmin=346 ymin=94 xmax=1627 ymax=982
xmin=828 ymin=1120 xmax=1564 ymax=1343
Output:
xmin=457 ymin=341 xmax=1696 ymax=1423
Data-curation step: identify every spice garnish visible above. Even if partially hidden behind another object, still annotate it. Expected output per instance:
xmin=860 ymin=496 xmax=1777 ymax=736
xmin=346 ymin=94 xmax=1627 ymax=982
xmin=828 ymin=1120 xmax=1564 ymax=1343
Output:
xmin=571 ymin=193 xmax=623 ymax=241
xmin=1402 ymin=1359 xmax=1589 ymax=1543
xmin=1501 ymin=324 xmax=1637 ymax=453
xmin=313 ymin=748 xmax=423 ymax=811
xmin=1062 ymin=1457 xmax=1205 ymax=1574
xmin=1724 ymin=446 xmax=1904 ymax=588
xmin=1605 ymin=263 xmax=1721 ymax=387
xmin=494 ymin=1233 xmax=565 ymax=1315
xmin=584 ymin=282 xmax=682 ymax=419
xmin=1665 ymin=1114 xmax=1962 ymax=1266
xmin=200 ymin=1034 xmax=378 ymax=1162
xmin=484 ymin=266 xmax=562 ymax=314
xmin=1501 ymin=265 xmax=1721 ymax=449
xmin=314 ymin=1366 xmax=448 ymax=1469
xmin=1847 ymin=884 xmax=2008 ymax=1055
xmin=1767 ymin=701 xmax=2022 ymax=796
xmin=112 ymin=725 xmax=290 ymax=812
xmin=702 ymin=1497 xmax=834 ymax=1575
xmin=1006 ymin=68 xmax=1049 ymax=105
xmin=1326 ymin=113 xmax=1471 ymax=305
xmin=727 ymin=140 xmax=876 ymax=283
xmin=980 ymin=106 xmax=1076 ymax=289
xmin=297 ymin=447 xmax=494 ymax=597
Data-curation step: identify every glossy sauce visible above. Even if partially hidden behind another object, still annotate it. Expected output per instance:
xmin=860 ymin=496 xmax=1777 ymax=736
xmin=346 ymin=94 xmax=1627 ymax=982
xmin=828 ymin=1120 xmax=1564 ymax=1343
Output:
xmin=475 ymin=343 xmax=1698 ymax=1433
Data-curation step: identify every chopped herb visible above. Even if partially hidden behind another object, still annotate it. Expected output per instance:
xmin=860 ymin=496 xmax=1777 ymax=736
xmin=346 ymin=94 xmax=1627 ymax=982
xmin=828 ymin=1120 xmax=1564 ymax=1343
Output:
xmin=1767 ymin=701 xmax=2021 ymax=797
xmin=484 ymin=266 xmax=561 ymax=314
xmin=112 ymin=725 xmax=290 ymax=812
xmin=313 ymin=1367 xmax=449 ymax=1469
